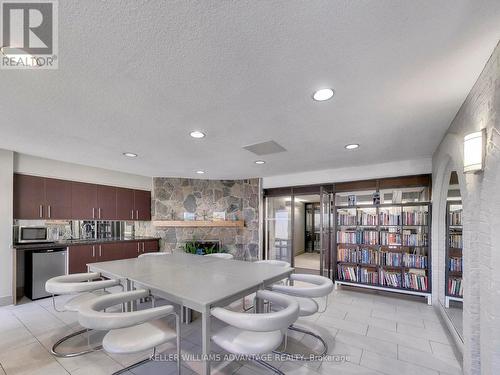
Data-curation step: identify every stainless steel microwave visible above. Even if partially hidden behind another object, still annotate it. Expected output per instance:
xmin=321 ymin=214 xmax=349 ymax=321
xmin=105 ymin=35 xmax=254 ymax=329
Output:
xmin=14 ymin=226 xmax=50 ymax=244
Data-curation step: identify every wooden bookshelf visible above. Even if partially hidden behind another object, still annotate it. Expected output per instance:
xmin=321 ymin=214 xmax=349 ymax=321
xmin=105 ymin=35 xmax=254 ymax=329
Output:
xmin=334 ymin=201 xmax=432 ymax=305
xmin=445 ymin=201 xmax=463 ymax=307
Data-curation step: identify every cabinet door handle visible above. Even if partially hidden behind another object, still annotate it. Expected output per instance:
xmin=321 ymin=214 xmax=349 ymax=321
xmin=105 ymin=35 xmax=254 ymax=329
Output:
xmin=39 ymin=205 xmax=43 ymax=218
xmin=98 ymin=208 xmax=102 ymax=219
xmin=137 ymin=243 xmax=140 ymax=254
xmin=136 ymin=210 xmax=139 ymax=220
xmin=48 ymin=205 xmax=51 ymax=219
xmin=99 ymin=245 xmax=102 ymax=257
xmin=142 ymin=242 xmax=145 ymax=252
xmin=131 ymin=210 xmax=134 ymax=220
xmin=92 ymin=246 xmax=95 ymax=258
xmin=92 ymin=207 xmax=95 ymax=219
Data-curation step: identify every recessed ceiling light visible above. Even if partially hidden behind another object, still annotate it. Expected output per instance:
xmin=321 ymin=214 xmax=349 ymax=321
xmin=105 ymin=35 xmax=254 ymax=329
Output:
xmin=254 ymin=160 xmax=266 ymax=165
xmin=344 ymin=144 xmax=360 ymax=150
xmin=190 ymin=131 xmax=206 ymax=139
xmin=123 ymin=152 xmax=138 ymax=158
xmin=196 ymin=170 xmax=205 ymax=174
xmin=313 ymin=88 xmax=334 ymax=101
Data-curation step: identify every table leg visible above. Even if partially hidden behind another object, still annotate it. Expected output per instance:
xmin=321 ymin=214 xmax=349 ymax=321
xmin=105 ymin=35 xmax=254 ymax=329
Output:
xmin=201 ymin=309 xmax=211 ymax=375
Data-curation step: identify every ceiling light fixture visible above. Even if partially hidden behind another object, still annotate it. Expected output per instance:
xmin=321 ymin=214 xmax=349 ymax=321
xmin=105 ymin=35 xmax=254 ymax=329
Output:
xmin=190 ymin=131 xmax=206 ymax=139
xmin=196 ymin=170 xmax=205 ymax=174
xmin=254 ymin=160 xmax=266 ymax=165
xmin=312 ymin=88 xmax=334 ymax=101
xmin=123 ymin=152 xmax=138 ymax=158
xmin=344 ymin=144 xmax=360 ymax=150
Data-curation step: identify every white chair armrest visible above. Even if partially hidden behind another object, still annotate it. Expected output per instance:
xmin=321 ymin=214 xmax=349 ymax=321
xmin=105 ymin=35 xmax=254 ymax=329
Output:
xmin=271 ymin=274 xmax=333 ymax=298
xmin=211 ymin=290 xmax=298 ymax=332
xmin=78 ymin=289 xmax=175 ymax=330
xmin=46 ymin=273 xmax=120 ymax=294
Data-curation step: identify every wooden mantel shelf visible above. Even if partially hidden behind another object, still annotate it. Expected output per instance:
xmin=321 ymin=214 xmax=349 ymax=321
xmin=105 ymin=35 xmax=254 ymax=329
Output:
xmin=152 ymin=220 xmax=245 ymax=228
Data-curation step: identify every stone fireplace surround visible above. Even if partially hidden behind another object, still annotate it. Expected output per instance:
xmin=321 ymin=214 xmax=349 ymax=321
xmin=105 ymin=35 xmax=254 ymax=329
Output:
xmin=137 ymin=178 xmax=260 ymax=260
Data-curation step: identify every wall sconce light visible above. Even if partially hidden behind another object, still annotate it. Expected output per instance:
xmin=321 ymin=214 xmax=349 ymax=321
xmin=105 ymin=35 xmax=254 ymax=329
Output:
xmin=464 ymin=128 xmax=486 ymax=173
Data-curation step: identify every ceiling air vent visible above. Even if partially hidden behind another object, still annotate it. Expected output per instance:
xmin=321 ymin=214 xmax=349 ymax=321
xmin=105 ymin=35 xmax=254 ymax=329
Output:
xmin=243 ymin=140 xmax=287 ymax=156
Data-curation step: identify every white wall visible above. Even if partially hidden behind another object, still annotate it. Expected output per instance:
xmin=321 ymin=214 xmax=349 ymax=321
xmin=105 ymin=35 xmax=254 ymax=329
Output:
xmin=14 ymin=153 xmax=152 ymax=190
xmin=432 ymin=42 xmax=500 ymax=375
xmin=262 ymin=158 xmax=432 ymax=188
xmin=0 ymin=150 xmax=14 ymax=305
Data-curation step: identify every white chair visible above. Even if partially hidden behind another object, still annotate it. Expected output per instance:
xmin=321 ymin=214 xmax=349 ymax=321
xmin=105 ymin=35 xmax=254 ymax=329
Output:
xmin=271 ymin=274 xmax=334 ymax=360
xmin=45 ymin=272 xmax=121 ymax=357
xmin=138 ymin=252 xmax=170 ymax=258
xmin=242 ymin=260 xmax=291 ymax=311
xmin=78 ymin=289 xmax=181 ymax=375
xmin=205 ymin=253 xmax=234 ymax=259
xmin=212 ymin=290 xmax=299 ymax=375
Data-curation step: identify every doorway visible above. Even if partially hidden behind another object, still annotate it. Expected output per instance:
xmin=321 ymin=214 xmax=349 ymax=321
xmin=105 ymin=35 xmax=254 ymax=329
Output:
xmin=263 ymin=186 xmax=333 ymax=277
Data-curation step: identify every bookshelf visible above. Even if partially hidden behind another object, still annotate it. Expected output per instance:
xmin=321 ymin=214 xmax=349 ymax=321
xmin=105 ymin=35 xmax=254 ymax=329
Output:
xmin=334 ymin=199 xmax=432 ymax=305
xmin=445 ymin=201 xmax=463 ymax=307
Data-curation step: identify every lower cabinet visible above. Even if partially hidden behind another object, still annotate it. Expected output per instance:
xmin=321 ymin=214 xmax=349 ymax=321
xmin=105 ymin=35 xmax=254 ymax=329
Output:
xmin=68 ymin=240 xmax=159 ymax=274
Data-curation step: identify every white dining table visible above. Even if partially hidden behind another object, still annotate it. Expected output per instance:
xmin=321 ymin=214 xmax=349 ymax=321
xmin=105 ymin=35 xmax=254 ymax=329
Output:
xmin=87 ymin=252 xmax=293 ymax=375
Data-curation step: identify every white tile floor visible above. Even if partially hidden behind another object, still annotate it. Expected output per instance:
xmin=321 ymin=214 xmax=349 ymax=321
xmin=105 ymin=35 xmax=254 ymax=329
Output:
xmin=0 ymin=287 xmax=463 ymax=375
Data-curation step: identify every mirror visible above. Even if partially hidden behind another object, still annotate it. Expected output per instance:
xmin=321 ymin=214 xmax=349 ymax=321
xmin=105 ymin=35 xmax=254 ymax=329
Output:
xmin=441 ymin=171 xmax=463 ymax=340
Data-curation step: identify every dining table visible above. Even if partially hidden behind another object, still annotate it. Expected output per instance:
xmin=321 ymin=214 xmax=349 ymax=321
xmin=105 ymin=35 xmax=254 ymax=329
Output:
xmin=87 ymin=252 xmax=293 ymax=375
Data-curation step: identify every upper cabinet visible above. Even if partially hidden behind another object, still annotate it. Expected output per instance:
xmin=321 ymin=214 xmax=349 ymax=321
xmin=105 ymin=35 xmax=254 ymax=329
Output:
xmin=71 ymin=182 xmax=98 ymax=219
xmin=134 ymin=189 xmax=151 ymax=221
xmin=14 ymin=174 xmax=151 ymax=221
xmin=116 ymin=188 xmax=135 ymax=220
xmin=14 ymin=174 xmax=46 ymax=219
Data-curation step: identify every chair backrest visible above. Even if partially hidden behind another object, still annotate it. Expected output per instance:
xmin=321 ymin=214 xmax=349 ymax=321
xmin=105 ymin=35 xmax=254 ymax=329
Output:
xmin=254 ymin=260 xmax=291 ymax=268
xmin=138 ymin=252 xmax=169 ymax=259
xmin=78 ymin=289 xmax=174 ymax=330
xmin=205 ymin=253 xmax=234 ymax=259
xmin=211 ymin=290 xmax=299 ymax=332
xmin=45 ymin=272 xmax=120 ymax=294
xmin=271 ymin=273 xmax=334 ymax=298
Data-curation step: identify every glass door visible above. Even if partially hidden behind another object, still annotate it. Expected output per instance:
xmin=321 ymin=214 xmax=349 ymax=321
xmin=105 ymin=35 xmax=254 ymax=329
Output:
xmin=320 ymin=187 xmax=333 ymax=278
xmin=264 ymin=195 xmax=293 ymax=265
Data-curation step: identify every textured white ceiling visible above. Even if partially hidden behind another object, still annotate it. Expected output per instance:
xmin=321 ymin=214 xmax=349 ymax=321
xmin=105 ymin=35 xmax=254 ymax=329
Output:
xmin=1 ymin=1 xmax=500 ymax=179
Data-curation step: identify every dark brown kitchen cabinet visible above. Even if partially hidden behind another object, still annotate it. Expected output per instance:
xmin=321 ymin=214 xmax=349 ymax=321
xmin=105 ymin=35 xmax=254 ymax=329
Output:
xmin=14 ymin=174 xmax=46 ymax=219
xmin=116 ymin=188 xmax=135 ymax=220
xmin=71 ymin=182 xmax=97 ymax=219
xmin=143 ymin=239 xmax=159 ymax=253
xmin=45 ymin=178 xmax=72 ymax=219
xmin=97 ymin=185 xmax=116 ymax=219
xmin=134 ymin=190 xmax=151 ymax=221
xmin=68 ymin=244 xmax=97 ymax=274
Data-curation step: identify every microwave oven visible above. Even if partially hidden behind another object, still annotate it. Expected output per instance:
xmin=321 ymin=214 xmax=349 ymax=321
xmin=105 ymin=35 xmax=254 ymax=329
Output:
xmin=14 ymin=226 xmax=51 ymax=244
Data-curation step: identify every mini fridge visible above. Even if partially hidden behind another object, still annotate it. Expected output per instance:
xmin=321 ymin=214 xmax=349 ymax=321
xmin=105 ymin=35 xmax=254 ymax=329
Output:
xmin=25 ymin=248 xmax=67 ymax=300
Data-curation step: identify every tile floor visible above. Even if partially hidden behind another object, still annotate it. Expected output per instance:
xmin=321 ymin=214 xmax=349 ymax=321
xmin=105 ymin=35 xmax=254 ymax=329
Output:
xmin=0 ymin=286 xmax=463 ymax=375
xmin=294 ymin=253 xmax=320 ymax=271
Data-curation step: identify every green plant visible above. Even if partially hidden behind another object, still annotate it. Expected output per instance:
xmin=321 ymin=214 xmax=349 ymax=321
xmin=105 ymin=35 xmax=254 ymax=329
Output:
xmin=183 ymin=241 xmax=198 ymax=254
xmin=204 ymin=244 xmax=217 ymax=255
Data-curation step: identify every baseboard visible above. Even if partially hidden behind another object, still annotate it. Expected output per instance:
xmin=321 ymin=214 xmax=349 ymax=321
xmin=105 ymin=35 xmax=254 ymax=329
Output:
xmin=0 ymin=295 xmax=13 ymax=307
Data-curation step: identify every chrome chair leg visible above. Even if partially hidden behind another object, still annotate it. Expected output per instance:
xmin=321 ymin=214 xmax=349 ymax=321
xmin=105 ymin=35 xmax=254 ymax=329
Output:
xmin=272 ymin=324 xmax=328 ymax=361
xmin=112 ymin=347 xmax=156 ymax=375
xmin=51 ymin=329 xmax=103 ymax=358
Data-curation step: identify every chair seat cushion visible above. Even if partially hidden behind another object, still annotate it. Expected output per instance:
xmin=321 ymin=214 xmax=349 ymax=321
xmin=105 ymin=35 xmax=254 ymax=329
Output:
xmin=103 ymin=319 xmax=177 ymax=354
xmin=271 ymin=296 xmax=318 ymax=317
xmin=212 ymin=326 xmax=282 ymax=355
xmin=64 ymin=290 xmax=109 ymax=312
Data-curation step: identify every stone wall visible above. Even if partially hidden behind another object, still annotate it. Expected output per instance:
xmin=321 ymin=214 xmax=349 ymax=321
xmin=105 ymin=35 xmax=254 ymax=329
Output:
xmin=149 ymin=178 xmax=260 ymax=260
xmin=432 ymin=41 xmax=500 ymax=375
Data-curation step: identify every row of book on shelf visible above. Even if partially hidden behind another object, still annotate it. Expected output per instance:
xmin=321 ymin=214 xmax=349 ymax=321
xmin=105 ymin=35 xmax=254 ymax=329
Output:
xmin=449 ymin=256 xmax=463 ymax=272
xmin=337 ymin=210 xmax=428 ymax=226
xmin=337 ymin=248 xmax=428 ymax=268
xmin=448 ymin=209 xmax=463 ymax=226
xmin=337 ymin=230 xmax=428 ymax=247
xmin=337 ymin=265 xmax=428 ymax=291
xmin=448 ymin=277 xmax=463 ymax=297
xmin=449 ymin=234 xmax=463 ymax=248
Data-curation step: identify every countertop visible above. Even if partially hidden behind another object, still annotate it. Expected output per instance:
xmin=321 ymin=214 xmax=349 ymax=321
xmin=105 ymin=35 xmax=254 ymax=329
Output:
xmin=12 ymin=236 xmax=160 ymax=250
